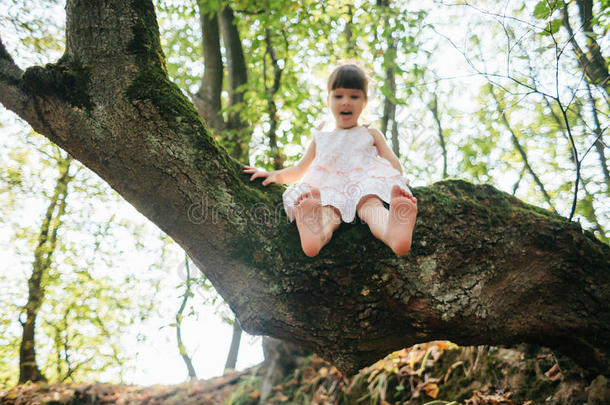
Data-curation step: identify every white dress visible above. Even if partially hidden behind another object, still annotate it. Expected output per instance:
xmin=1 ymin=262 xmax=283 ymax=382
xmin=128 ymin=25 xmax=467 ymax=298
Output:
xmin=282 ymin=126 xmax=411 ymax=222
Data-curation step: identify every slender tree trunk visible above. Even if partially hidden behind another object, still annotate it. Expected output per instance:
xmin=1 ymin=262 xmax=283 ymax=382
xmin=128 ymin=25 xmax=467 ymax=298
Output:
xmin=193 ymin=7 xmax=225 ymax=133
xmin=259 ymin=337 xmax=309 ymax=404
xmin=344 ymin=5 xmax=356 ymax=57
xmin=429 ymin=92 xmax=448 ymax=179
xmin=377 ymin=0 xmax=400 ymax=157
xmin=219 ymin=6 xmax=249 ymax=161
xmin=584 ymin=81 xmax=610 ymax=192
xmin=224 ymin=318 xmax=242 ymax=372
xmin=19 ymin=156 xmax=72 ymax=384
xmin=381 ymin=45 xmax=399 ymax=157
xmin=561 ymin=3 xmax=610 ymax=102
xmin=263 ymin=29 xmax=284 ymax=170
xmin=487 ymin=84 xmax=555 ymax=210
xmin=176 ymin=255 xmax=197 ymax=380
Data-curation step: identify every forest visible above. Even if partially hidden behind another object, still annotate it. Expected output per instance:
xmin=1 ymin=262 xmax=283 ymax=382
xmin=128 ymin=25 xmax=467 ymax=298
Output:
xmin=0 ymin=0 xmax=608 ymax=404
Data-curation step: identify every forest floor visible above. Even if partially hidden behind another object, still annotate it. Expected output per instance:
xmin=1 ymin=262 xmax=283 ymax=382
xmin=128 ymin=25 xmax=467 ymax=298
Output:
xmin=1 ymin=342 xmax=608 ymax=405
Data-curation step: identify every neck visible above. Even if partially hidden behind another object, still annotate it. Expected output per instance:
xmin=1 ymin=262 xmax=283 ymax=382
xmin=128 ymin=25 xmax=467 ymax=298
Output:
xmin=335 ymin=124 xmax=360 ymax=130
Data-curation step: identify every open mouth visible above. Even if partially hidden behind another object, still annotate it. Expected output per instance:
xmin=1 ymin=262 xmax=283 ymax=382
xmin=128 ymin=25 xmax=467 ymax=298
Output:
xmin=340 ymin=112 xmax=352 ymax=116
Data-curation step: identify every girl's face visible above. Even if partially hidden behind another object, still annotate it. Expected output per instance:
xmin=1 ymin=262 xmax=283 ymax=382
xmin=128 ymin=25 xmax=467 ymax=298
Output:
xmin=327 ymin=87 xmax=366 ymax=129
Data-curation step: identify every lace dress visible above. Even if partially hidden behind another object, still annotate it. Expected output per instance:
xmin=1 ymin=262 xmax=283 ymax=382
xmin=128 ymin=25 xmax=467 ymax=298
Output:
xmin=282 ymin=126 xmax=411 ymax=222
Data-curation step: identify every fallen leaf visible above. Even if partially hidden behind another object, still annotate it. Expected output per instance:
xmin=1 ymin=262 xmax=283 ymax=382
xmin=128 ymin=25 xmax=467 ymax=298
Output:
xmin=424 ymin=382 xmax=439 ymax=398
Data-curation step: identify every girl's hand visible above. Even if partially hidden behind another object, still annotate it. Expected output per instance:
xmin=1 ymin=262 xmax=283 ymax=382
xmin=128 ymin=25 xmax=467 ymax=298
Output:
xmin=243 ymin=165 xmax=280 ymax=186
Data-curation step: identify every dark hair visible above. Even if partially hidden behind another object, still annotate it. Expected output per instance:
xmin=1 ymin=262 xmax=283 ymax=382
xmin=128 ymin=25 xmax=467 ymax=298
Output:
xmin=327 ymin=64 xmax=368 ymax=100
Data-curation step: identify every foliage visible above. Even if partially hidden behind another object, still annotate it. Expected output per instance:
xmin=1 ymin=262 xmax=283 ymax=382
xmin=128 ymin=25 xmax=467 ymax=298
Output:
xmin=0 ymin=127 xmax=168 ymax=386
xmin=217 ymin=342 xmax=590 ymax=405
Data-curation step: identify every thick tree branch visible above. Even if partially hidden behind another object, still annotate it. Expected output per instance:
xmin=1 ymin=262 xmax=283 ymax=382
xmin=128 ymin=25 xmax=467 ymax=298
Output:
xmin=0 ymin=35 xmax=47 ymax=133
xmin=1 ymin=0 xmax=609 ymax=378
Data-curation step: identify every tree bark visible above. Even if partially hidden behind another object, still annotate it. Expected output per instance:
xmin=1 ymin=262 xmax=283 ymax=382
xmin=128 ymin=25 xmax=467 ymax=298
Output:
xmin=1 ymin=1 xmax=610 ymax=377
xmin=19 ymin=156 xmax=72 ymax=384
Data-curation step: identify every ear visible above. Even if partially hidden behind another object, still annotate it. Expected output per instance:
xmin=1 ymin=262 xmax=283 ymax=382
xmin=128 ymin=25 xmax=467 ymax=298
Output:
xmin=326 ymin=94 xmax=330 ymax=107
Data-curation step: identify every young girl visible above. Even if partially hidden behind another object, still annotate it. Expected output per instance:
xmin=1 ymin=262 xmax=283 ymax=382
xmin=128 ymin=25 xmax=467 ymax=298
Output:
xmin=243 ymin=64 xmax=417 ymax=257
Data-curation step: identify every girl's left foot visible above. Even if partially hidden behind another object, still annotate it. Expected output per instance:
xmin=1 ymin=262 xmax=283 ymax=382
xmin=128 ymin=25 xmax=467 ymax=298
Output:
xmin=294 ymin=187 xmax=325 ymax=257
xmin=386 ymin=185 xmax=418 ymax=256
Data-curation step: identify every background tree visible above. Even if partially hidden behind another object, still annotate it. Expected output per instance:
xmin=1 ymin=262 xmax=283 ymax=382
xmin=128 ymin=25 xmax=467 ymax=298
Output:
xmin=19 ymin=153 xmax=72 ymax=384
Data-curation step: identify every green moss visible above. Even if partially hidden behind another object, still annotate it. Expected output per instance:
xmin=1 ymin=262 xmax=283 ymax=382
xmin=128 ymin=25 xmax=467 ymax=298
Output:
xmin=21 ymin=55 xmax=92 ymax=110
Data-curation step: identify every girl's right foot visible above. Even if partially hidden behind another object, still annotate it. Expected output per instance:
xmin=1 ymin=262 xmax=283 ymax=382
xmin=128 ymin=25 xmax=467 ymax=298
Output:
xmin=386 ymin=185 xmax=418 ymax=256
xmin=294 ymin=187 xmax=326 ymax=257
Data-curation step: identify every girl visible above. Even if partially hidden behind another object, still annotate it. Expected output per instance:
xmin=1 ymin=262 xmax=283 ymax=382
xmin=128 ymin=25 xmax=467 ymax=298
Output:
xmin=243 ymin=64 xmax=417 ymax=257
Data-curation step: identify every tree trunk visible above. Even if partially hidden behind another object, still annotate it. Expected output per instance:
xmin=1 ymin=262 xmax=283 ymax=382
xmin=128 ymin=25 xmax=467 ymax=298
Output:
xmin=192 ymin=7 xmax=225 ymax=133
xmin=176 ymin=255 xmax=197 ymax=380
xmin=259 ymin=337 xmax=308 ymax=404
xmin=1 ymin=1 xmax=610 ymax=377
xmin=378 ymin=0 xmax=400 ymax=157
xmin=218 ymin=6 xmax=249 ymax=161
xmin=562 ymin=2 xmax=610 ymax=101
xmin=19 ymin=157 xmax=72 ymax=384
xmin=429 ymin=92 xmax=448 ymax=179
xmin=263 ymin=29 xmax=284 ymax=170
xmin=224 ymin=318 xmax=242 ymax=372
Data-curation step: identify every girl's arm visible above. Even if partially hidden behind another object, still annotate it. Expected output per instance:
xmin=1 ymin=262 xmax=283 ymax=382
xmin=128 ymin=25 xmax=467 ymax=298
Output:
xmin=368 ymin=128 xmax=403 ymax=175
xmin=243 ymin=140 xmax=316 ymax=185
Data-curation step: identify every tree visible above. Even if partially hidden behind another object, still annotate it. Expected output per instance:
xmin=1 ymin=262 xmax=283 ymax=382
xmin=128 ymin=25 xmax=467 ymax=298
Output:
xmin=19 ymin=154 xmax=72 ymax=384
xmin=175 ymin=254 xmax=198 ymax=380
xmin=0 ymin=0 xmax=609 ymax=378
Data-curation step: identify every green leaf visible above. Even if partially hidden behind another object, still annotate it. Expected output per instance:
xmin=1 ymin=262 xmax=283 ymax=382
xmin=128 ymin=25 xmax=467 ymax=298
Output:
xmin=534 ymin=1 xmax=550 ymax=19
xmin=549 ymin=18 xmax=562 ymax=34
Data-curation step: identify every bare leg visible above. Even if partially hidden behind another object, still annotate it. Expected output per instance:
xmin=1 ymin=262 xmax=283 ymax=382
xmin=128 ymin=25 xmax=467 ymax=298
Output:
xmin=356 ymin=187 xmax=417 ymax=256
xmin=294 ymin=187 xmax=341 ymax=257
xmin=356 ymin=195 xmax=390 ymax=243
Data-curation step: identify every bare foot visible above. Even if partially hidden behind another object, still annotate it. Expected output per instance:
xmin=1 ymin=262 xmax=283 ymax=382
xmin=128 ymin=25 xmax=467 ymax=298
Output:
xmin=294 ymin=187 xmax=325 ymax=257
xmin=385 ymin=185 xmax=418 ymax=256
